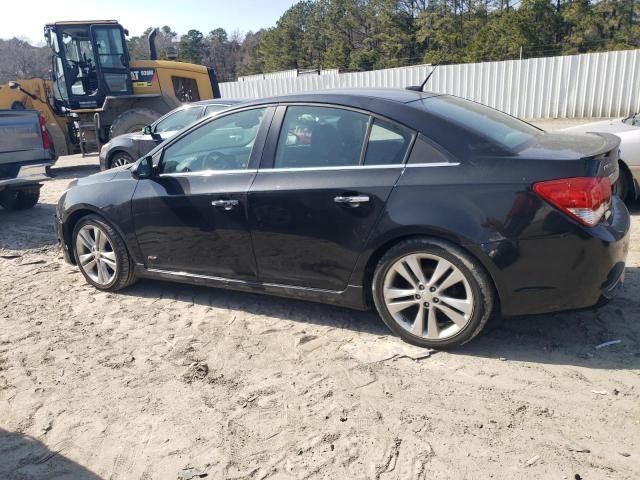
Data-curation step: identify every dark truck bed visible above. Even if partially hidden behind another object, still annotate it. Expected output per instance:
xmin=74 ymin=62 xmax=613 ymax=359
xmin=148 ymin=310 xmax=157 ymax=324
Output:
xmin=0 ymin=109 xmax=52 ymax=210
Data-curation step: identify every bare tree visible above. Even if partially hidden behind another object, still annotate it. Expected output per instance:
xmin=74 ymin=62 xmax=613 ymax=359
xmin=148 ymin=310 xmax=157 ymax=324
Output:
xmin=0 ymin=38 xmax=50 ymax=84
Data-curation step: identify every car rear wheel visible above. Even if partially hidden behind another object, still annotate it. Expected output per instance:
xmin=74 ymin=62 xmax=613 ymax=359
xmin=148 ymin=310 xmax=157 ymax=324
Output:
xmin=72 ymin=215 xmax=136 ymax=291
xmin=0 ymin=187 xmax=40 ymax=210
xmin=372 ymin=238 xmax=494 ymax=349
xmin=615 ymin=162 xmax=633 ymax=203
xmin=109 ymin=152 xmax=134 ymax=169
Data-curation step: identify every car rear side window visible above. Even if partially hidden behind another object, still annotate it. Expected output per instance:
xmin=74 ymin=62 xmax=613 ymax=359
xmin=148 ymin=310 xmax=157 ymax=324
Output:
xmin=364 ymin=119 xmax=412 ymax=165
xmin=407 ymin=134 xmax=452 ymax=165
xmin=154 ymin=107 xmax=202 ymax=133
xmin=275 ymin=106 xmax=369 ymax=168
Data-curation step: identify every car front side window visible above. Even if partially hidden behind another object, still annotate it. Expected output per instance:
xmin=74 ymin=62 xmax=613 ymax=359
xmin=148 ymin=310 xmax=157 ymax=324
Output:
xmin=154 ymin=107 xmax=203 ymax=134
xmin=160 ymin=107 xmax=267 ymax=174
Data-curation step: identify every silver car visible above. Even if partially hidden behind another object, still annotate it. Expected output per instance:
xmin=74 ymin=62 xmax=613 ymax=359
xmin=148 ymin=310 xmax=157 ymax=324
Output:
xmin=99 ymin=99 xmax=245 ymax=170
xmin=564 ymin=113 xmax=640 ymax=203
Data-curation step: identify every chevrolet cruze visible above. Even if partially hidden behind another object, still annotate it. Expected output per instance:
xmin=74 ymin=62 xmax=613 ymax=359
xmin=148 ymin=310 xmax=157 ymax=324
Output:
xmin=55 ymin=89 xmax=630 ymax=349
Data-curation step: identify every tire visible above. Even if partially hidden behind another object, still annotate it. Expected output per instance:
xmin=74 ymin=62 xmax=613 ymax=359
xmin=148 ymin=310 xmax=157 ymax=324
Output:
xmin=108 ymin=151 xmax=134 ymax=169
xmin=0 ymin=187 xmax=40 ymax=210
xmin=372 ymin=238 xmax=494 ymax=349
xmin=72 ymin=214 xmax=136 ymax=291
xmin=615 ymin=162 xmax=633 ymax=204
xmin=110 ymin=108 xmax=160 ymax=138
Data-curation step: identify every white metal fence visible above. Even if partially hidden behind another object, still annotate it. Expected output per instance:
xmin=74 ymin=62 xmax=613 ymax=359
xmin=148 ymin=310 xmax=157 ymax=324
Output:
xmin=221 ymin=49 xmax=640 ymax=119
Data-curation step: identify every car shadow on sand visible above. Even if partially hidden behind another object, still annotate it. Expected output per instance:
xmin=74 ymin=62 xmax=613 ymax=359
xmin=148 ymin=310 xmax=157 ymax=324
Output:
xmin=0 ymin=428 xmax=101 ymax=480
xmin=48 ymin=162 xmax=100 ymax=180
xmin=123 ymin=278 xmax=390 ymax=337
xmin=122 ymin=266 xmax=640 ymax=370
xmin=627 ymin=200 xmax=640 ymax=215
xmin=448 ymin=265 xmax=640 ymax=369
xmin=0 ymin=202 xmax=58 ymax=250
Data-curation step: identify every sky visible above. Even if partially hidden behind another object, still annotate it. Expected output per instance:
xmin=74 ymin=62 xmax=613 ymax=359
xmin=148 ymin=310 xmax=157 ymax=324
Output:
xmin=1 ymin=0 xmax=297 ymax=44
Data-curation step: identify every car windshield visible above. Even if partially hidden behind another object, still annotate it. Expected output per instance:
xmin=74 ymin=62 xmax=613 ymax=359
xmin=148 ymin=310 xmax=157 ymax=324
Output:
xmin=414 ymin=95 xmax=541 ymax=153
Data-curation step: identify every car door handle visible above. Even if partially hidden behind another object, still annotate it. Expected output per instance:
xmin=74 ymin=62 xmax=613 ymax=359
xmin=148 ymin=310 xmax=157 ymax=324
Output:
xmin=334 ymin=195 xmax=370 ymax=206
xmin=211 ymin=199 xmax=239 ymax=210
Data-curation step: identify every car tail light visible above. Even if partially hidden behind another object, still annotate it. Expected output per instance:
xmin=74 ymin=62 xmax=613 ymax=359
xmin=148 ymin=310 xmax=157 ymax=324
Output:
xmin=533 ymin=176 xmax=612 ymax=227
xmin=38 ymin=114 xmax=53 ymax=151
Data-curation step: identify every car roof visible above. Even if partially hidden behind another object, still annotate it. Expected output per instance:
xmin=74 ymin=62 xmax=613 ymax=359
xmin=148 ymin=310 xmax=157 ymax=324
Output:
xmin=235 ymin=88 xmax=439 ymax=108
xmin=216 ymin=89 xmax=443 ymax=133
xmin=192 ymin=98 xmax=246 ymax=106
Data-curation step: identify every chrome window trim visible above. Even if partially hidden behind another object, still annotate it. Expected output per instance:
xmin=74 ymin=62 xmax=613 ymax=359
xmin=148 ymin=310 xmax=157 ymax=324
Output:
xmin=255 ymin=162 xmax=459 ymax=173
xmin=159 ymin=168 xmax=258 ymax=178
xmin=405 ymin=162 xmax=460 ymax=168
xmin=258 ymin=164 xmax=406 ymax=173
xmin=157 ymin=163 xmax=458 ymax=176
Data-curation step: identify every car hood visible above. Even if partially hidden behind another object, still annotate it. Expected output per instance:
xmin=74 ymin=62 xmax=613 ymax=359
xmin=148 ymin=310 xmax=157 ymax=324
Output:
xmin=518 ymin=131 xmax=620 ymax=160
xmin=69 ymin=164 xmax=133 ymax=188
xmin=562 ymin=118 xmax=639 ymax=135
xmin=113 ymin=131 xmax=144 ymax=142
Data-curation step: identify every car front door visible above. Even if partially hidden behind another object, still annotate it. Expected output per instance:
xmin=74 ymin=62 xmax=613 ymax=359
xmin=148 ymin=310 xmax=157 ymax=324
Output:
xmin=248 ymin=105 xmax=414 ymax=291
xmin=136 ymin=105 xmax=204 ymax=157
xmin=131 ymin=106 xmax=273 ymax=280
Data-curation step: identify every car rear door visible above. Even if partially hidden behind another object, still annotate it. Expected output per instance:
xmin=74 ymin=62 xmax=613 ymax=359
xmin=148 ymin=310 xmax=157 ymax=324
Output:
xmin=131 ymin=106 xmax=274 ymax=280
xmin=247 ymin=104 xmax=414 ymax=291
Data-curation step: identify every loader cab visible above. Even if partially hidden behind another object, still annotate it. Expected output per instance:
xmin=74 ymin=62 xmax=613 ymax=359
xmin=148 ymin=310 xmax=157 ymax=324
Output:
xmin=45 ymin=21 xmax=133 ymax=110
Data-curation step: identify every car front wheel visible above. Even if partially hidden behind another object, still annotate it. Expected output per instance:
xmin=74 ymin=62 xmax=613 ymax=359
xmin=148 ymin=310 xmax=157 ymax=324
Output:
xmin=109 ymin=152 xmax=134 ymax=169
xmin=72 ymin=215 xmax=136 ymax=291
xmin=372 ymin=238 xmax=494 ymax=349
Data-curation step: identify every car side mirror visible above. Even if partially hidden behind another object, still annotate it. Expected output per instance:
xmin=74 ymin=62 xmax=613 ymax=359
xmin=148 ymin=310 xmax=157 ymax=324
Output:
xmin=144 ymin=124 xmax=162 ymax=141
xmin=132 ymin=156 xmax=154 ymax=179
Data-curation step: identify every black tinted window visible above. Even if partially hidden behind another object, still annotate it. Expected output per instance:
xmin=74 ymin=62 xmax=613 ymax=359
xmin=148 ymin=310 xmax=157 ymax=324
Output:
xmin=415 ymin=96 xmax=540 ymax=153
xmin=275 ymin=106 xmax=369 ymax=168
xmin=407 ymin=135 xmax=452 ymax=164
xmin=364 ymin=119 xmax=412 ymax=165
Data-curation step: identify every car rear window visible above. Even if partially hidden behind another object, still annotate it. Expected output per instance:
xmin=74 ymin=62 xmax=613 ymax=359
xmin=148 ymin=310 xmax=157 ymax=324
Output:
xmin=414 ymin=95 xmax=541 ymax=153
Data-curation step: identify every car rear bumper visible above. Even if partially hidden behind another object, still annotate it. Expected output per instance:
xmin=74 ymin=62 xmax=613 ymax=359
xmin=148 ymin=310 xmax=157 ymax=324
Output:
xmin=0 ymin=161 xmax=51 ymax=190
xmin=497 ymin=196 xmax=630 ymax=317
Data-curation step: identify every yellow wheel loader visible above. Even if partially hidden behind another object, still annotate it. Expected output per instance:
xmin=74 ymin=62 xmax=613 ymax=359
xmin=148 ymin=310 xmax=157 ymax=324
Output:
xmin=0 ymin=20 xmax=221 ymax=155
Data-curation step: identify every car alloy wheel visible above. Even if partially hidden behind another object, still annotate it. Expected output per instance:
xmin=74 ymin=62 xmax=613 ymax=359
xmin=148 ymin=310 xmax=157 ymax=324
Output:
xmin=373 ymin=238 xmax=493 ymax=349
xmin=382 ymin=253 xmax=474 ymax=340
xmin=75 ymin=224 xmax=118 ymax=286
xmin=112 ymin=154 xmax=133 ymax=168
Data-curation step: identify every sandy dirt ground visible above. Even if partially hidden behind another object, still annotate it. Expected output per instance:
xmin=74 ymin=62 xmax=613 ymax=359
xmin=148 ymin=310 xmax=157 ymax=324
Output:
xmin=1 ymin=121 xmax=639 ymax=479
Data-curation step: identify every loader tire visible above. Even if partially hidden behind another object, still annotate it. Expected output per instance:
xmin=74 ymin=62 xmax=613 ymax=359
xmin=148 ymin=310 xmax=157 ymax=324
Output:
xmin=110 ymin=109 xmax=161 ymax=138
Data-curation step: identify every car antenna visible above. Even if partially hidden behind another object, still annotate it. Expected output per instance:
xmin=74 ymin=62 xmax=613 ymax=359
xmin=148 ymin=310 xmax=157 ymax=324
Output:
xmin=406 ymin=64 xmax=438 ymax=92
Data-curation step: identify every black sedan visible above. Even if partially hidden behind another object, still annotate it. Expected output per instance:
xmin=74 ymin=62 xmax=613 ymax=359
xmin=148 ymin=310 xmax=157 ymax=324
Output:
xmin=56 ymin=89 xmax=630 ymax=349
xmin=98 ymin=99 xmax=244 ymax=170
